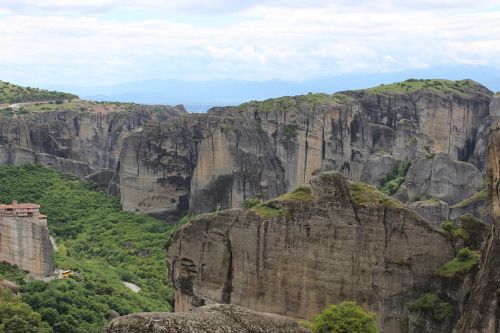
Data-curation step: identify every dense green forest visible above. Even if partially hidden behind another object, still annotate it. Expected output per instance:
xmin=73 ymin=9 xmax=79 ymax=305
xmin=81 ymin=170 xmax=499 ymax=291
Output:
xmin=0 ymin=165 xmax=179 ymax=333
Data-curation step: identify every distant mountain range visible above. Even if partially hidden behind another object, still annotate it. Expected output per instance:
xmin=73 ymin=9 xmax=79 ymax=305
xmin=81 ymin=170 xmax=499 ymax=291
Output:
xmin=49 ymin=65 xmax=500 ymax=112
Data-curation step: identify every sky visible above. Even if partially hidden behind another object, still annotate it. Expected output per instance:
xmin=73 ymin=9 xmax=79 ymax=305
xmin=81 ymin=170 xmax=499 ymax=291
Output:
xmin=0 ymin=0 xmax=499 ymax=87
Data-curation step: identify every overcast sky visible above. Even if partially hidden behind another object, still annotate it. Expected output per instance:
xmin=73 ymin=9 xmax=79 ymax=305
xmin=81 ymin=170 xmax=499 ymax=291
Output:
xmin=0 ymin=0 xmax=499 ymax=86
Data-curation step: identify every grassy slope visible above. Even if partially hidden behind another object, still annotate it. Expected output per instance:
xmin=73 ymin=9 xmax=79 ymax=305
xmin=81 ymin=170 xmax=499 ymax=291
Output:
xmin=364 ymin=79 xmax=487 ymax=98
xmin=0 ymin=165 xmax=174 ymax=333
xmin=0 ymin=81 xmax=77 ymax=104
xmin=239 ymin=92 xmax=353 ymax=112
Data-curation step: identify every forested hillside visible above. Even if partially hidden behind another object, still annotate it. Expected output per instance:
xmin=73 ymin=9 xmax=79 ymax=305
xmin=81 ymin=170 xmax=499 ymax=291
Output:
xmin=0 ymin=165 xmax=179 ymax=333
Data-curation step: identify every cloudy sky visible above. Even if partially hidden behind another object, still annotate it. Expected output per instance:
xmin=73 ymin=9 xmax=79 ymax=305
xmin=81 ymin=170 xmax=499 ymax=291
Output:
xmin=0 ymin=0 xmax=499 ymax=87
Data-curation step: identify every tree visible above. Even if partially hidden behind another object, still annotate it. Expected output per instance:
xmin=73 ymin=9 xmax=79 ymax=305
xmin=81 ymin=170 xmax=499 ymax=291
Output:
xmin=312 ymin=301 xmax=378 ymax=333
xmin=0 ymin=289 xmax=43 ymax=333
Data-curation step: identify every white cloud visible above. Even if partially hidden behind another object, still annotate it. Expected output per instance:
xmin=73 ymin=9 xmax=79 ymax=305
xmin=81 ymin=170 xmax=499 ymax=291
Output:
xmin=0 ymin=1 xmax=498 ymax=85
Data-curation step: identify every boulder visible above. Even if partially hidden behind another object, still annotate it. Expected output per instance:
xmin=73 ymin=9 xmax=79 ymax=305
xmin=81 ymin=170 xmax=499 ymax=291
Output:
xmin=402 ymin=153 xmax=483 ymax=205
xmin=103 ymin=304 xmax=309 ymax=333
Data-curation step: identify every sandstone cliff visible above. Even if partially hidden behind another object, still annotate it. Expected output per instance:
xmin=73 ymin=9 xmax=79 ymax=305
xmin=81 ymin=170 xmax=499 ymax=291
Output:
xmin=0 ymin=106 xmax=185 ymax=181
xmin=120 ymin=80 xmax=493 ymax=219
xmin=166 ymin=172 xmax=454 ymax=332
xmin=0 ymin=210 xmax=54 ymax=276
xmin=103 ymin=304 xmax=309 ymax=333
xmin=459 ymin=122 xmax=500 ymax=333
xmin=0 ymin=80 xmax=493 ymax=224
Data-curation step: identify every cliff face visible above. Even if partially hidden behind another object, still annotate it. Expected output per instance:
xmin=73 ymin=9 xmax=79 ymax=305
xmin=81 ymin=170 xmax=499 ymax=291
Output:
xmin=120 ymin=81 xmax=493 ymax=219
xmin=0 ymin=213 xmax=54 ymax=276
xmin=0 ymin=81 xmax=493 ymax=222
xmin=459 ymin=122 xmax=500 ymax=333
xmin=0 ymin=107 xmax=185 ymax=180
xmin=166 ymin=172 xmax=454 ymax=332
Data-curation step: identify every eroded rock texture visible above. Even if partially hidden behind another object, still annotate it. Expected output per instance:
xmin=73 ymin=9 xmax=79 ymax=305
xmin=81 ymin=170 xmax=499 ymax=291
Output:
xmin=459 ymin=122 xmax=500 ymax=333
xmin=166 ymin=172 xmax=454 ymax=332
xmin=0 ymin=106 xmax=184 ymax=182
xmin=0 ymin=81 xmax=494 ymax=223
xmin=0 ymin=214 xmax=54 ymax=276
xmin=103 ymin=304 xmax=309 ymax=333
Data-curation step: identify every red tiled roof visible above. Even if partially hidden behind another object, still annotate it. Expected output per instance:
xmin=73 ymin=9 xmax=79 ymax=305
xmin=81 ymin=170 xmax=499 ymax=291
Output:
xmin=0 ymin=201 xmax=40 ymax=210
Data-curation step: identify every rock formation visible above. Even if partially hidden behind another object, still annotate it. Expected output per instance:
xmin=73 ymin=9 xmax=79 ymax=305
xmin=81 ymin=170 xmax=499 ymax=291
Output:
xmin=398 ymin=153 xmax=483 ymax=205
xmin=103 ymin=304 xmax=309 ymax=333
xmin=166 ymin=172 xmax=454 ymax=332
xmin=0 ymin=80 xmax=494 ymax=223
xmin=0 ymin=202 xmax=54 ymax=277
xmin=459 ymin=122 xmax=500 ymax=333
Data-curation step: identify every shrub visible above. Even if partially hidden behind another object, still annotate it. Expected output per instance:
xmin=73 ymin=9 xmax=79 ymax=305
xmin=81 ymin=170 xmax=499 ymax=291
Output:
xmin=312 ymin=301 xmax=378 ymax=333
xmin=378 ymin=161 xmax=411 ymax=195
xmin=409 ymin=293 xmax=453 ymax=321
xmin=436 ymin=247 xmax=480 ymax=279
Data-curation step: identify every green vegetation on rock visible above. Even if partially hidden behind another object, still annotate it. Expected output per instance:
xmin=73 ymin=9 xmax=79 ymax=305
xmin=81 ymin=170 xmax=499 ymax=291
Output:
xmin=242 ymin=198 xmax=261 ymax=209
xmin=436 ymin=247 xmax=480 ymax=279
xmin=252 ymin=203 xmax=284 ymax=218
xmin=450 ymin=188 xmax=487 ymax=209
xmin=0 ymin=81 xmax=77 ymax=104
xmin=378 ymin=161 xmax=411 ymax=195
xmin=240 ymin=92 xmax=353 ymax=113
xmin=309 ymin=301 xmax=378 ymax=333
xmin=251 ymin=185 xmax=315 ymax=218
xmin=409 ymin=293 xmax=453 ymax=322
xmin=350 ymin=181 xmax=403 ymax=209
xmin=365 ymin=79 xmax=485 ymax=98
xmin=0 ymin=164 xmax=173 ymax=333
xmin=441 ymin=220 xmax=470 ymax=242
xmin=278 ymin=185 xmax=314 ymax=201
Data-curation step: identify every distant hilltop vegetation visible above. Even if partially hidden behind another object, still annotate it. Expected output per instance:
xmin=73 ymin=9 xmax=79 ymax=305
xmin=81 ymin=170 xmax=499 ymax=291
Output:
xmin=0 ymin=80 xmax=78 ymax=104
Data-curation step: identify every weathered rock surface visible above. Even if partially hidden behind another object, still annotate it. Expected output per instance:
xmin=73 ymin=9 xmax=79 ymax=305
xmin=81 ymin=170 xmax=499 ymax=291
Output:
xmin=459 ymin=122 xmax=500 ymax=333
xmin=166 ymin=172 xmax=454 ymax=332
xmin=103 ymin=304 xmax=309 ymax=333
xmin=0 ymin=81 xmax=494 ymax=222
xmin=410 ymin=199 xmax=449 ymax=228
xmin=401 ymin=153 xmax=483 ymax=205
xmin=0 ymin=213 xmax=54 ymax=276
xmin=0 ymin=107 xmax=184 ymax=176
xmin=120 ymin=81 xmax=493 ymax=218
xmin=449 ymin=191 xmax=490 ymax=223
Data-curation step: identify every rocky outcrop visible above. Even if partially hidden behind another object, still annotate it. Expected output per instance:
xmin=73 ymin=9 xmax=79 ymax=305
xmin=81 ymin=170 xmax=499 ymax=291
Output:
xmin=119 ymin=81 xmax=494 ymax=219
xmin=166 ymin=172 xmax=454 ymax=332
xmin=0 ymin=80 xmax=493 ymax=222
xmin=0 ymin=211 xmax=54 ymax=276
xmin=0 ymin=107 xmax=184 ymax=177
xmin=400 ymin=153 xmax=483 ymax=205
xmin=410 ymin=199 xmax=449 ymax=228
xmin=459 ymin=122 xmax=500 ymax=333
xmin=103 ymin=304 xmax=309 ymax=333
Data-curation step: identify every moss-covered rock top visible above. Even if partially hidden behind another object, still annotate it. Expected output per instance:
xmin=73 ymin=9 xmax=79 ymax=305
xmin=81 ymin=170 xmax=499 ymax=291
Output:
xmin=450 ymin=188 xmax=488 ymax=209
xmin=238 ymin=92 xmax=354 ymax=113
xmin=362 ymin=79 xmax=491 ymax=98
xmin=0 ymin=80 xmax=78 ymax=104
xmin=250 ymin=185 xmax=315 ymax=219
xmin=349 ymin=181 xmax=403 ymax=209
